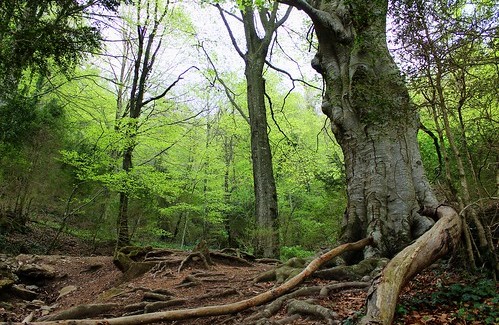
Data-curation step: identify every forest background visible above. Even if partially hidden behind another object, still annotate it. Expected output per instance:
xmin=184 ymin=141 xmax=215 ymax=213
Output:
xmin=0 ymin=0 xmax=497 ymax=266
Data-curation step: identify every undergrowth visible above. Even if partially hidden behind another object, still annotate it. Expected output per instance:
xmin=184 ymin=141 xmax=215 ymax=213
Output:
xmin=396 ymin=277 xmax=499 ymax=324
xmin=280 ymin=245 xmax=315 ymax=260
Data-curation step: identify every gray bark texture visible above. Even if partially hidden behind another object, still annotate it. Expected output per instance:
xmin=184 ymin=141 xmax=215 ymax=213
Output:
xmin=241 ymin=5 xmax=285 ymax=258
xmin=245 ymin=59 xmax=279 ymax=258
xmin=282 ymin=1 xmax=463 ymax=323
xmin=285 ymin=0 xmax=438 ymax=260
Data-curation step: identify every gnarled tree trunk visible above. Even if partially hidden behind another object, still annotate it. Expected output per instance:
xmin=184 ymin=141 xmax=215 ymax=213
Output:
xmin=282 ymin=0 xmax=463 ymax=323
xmin=285 ymin=0 xmax=439 ymax=261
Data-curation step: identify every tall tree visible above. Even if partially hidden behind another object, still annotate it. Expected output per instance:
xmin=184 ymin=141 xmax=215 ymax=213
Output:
xmin=280 ymin=1 xmax=462 ymax=322
xmin=112 ymin=0 xmax=194 ymax=248
xmin=0 ymin=0 xmax=123 ymax=229
xmin=215 ymin=1 xmax=292 ymax=257
xmin=283 ymin=0 xmax=444 ymax=259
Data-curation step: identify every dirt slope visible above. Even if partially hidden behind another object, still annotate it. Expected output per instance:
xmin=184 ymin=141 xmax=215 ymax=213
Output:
xmin=1 ymin=224 xmax=496 ymax=324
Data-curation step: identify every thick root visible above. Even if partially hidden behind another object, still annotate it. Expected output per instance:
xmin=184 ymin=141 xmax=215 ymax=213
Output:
xmin=287 ymin=299 xmax=338 ymax=325
xmin=361 ymin=205 xmax=462 ymax=325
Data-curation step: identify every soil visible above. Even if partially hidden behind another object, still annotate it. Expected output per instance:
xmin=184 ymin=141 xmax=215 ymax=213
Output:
xmin=0 ymin=224 xmax=497 ymax=324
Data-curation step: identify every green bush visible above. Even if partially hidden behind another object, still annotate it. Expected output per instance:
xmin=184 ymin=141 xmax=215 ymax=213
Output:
xmin=280 ymin=245 xmax=315 ymax=261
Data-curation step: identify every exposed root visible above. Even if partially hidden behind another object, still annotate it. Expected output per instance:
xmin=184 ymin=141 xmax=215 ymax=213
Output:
xmin=177 ymin=274 xmax=201 ymax=288
xmin=197 ymin=288 xmax=239 ymax=301
xmin=149 ymin=259 xmax=183 ymax=276
xmin=361 ymin=205 xmax=462 ymax=325
xmin=314 ymin=257 xmax=388 ymax=281
xmin=210 ymin=251 xmax=253 ymax=266
xmin=9 ymin=237 xmax=372 ymax=325
xmin=143 ymin=292 xmax=172 ymax=301
xmin=37 ymin=303 xmax=118 ymax=321
xmin=144 ymin=249 xmax=178 ymax=260
xmin=287 ymin=299 xmax=338 ymax=324
xmin=144 ymin=299 xmax=187 ymax=313
xmin=245 ymin=281 xmax=369 ymax=323
xmin=254 ymin=255 xmax=386 ymax=285
xmin=176 ymin=271 xmax=227 ymax=289
xmin=253 ymin=257 xmax=308 ymax=284
xmin=178 ymin=252 xmax=212 ymax=272
xmin=255 ymin=258 xmax=282 ymax=265
xmin=177 ymin=240 xmax=216 ymax=273
xmin=219 ymin=248 xmax=255 ymax=261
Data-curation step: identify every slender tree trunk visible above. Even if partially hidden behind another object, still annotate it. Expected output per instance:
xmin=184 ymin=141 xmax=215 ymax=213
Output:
xmin=117 ymin=147 xmax=133 ymax=248
xmin=245 ymin=58 xmax=279 ymax=258
xmin=422 ymin=87 xmax=459 ymax=202
xmin=217 ymin=2 xmax=291 ymax=257
xmin=223 ymin=135 xmax=237 ymax=248
xmin=421 ymin=21 xmax=490 ymax=266
xmin=114 ymin=2 xmax=170 ymax=249
xmin=239 ymin=4 xmax=291 ymax=258
xmin=496 ymin=154 xmax=499 ymax=196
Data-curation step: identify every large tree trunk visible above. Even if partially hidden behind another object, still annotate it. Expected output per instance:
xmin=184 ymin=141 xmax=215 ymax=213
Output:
xmin=282 ymin=0 xmax=464 ymax=322
xmin=287 ymin=0 xmax=438 ymax=260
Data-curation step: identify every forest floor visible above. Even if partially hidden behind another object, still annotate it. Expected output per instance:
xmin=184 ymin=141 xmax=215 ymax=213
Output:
xmin=0 ymin=223 xmax=497 ymax=324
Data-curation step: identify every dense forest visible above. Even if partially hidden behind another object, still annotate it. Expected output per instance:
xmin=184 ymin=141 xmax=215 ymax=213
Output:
xmin=0 ymin=0 xmax=497 ymax=324
xmin=0 ymin=0 xmax=344 ymax=255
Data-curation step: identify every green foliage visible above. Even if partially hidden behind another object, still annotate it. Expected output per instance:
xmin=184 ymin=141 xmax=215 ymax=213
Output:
xmin=430 ymin=279 xmax=497 ymax=304
xmin=0 ymin=96 xmax=64 ymax=147
xmin=0 ymin=0 xmax=341 ymax=254
xmin=396 ymin=279 xmax=499 ymax=324
xmin=280 ymin=245 xmax=315 ymax=261
xmin=0 ymin=1 xmax=123 ymax=96
xmin=393 ymin=0 xmax=499 ymax=203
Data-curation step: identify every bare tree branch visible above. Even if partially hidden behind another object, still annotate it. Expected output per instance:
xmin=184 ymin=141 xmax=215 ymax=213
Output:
xmin=215 ymin=4 xmax=245 ymax=60
xmin=199 ymin=43 xmax=250 ymax=125
xmin=142 ymin=66 xmax=198 ymax=107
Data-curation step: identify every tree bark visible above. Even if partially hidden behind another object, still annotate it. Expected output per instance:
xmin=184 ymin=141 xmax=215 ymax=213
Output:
xmin=245 ymin=56 xmax=279 ymax=258
xmin=114 ymin=2 xmax=171 ymax=249
xmin=284 ymin=0 xmax=438 ymax=261
xmin=116 ymin=147 xmax=132 ymax=248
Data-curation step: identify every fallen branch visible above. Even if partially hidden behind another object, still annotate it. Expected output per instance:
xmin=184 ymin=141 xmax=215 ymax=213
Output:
xmin=361 ymin=205 xmax=462 ymax=325
xmin=9 ymin=237 xmax=372 ymax=325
